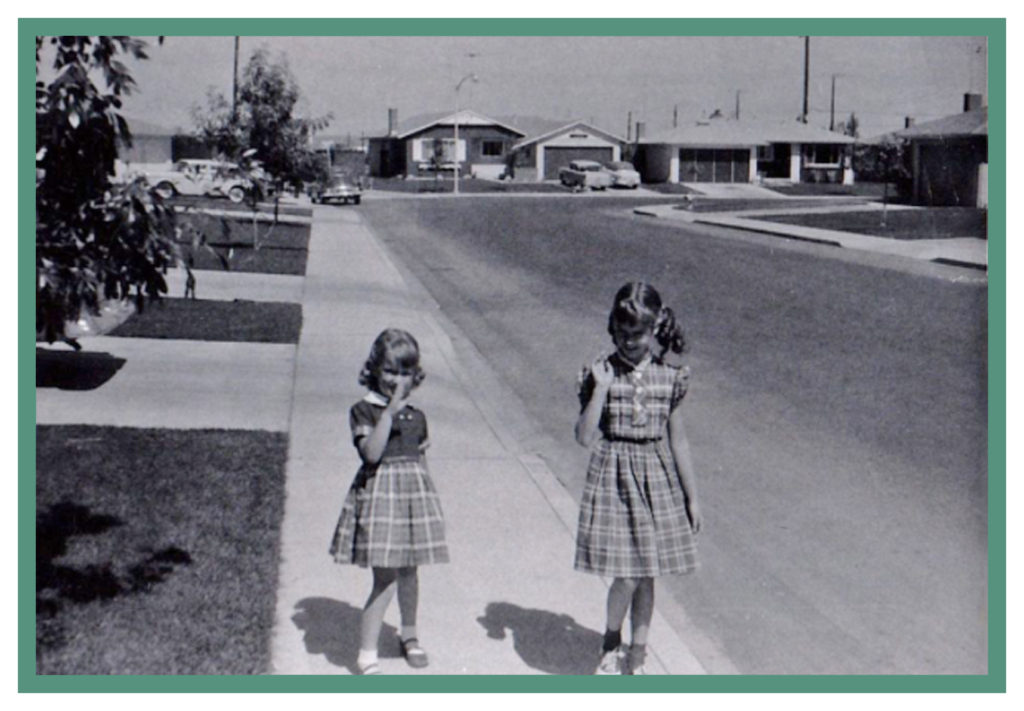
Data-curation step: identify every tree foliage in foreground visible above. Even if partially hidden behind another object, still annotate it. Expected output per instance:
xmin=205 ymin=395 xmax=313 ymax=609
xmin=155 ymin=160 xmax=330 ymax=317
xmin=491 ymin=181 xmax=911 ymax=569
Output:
xmin=36 ymin=36 xmax=178 ymax=343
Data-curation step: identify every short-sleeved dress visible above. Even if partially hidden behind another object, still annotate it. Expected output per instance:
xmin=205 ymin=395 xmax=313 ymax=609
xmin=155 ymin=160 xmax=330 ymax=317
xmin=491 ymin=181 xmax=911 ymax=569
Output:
xmin=330 ymin=391 xmax=449 ymax=568
xmin=574 ymin=352 xmax=698 ymax=578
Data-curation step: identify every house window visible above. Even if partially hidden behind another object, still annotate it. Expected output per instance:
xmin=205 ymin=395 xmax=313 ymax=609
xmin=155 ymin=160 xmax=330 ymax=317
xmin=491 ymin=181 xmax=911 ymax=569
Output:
xmin=482 ymin=140 xmax=504 ymax=157
xmin=804 ymin=144 xmax=841 ymax=166
xmin=756 ymin=145 xmax=775 ymax=162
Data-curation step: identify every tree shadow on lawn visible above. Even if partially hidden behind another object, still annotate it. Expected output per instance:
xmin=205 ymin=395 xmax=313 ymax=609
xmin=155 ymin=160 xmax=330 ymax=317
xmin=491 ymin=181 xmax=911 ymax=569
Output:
xmin=477 ymin=601 xmax=603 ymax=675
xmin=36 ymin=348 xmax=125 ymax=390
xmin=293 ymin=597 xmax=400 ymax=673
xmin=37 ymin=501 xmax=192 ymax=652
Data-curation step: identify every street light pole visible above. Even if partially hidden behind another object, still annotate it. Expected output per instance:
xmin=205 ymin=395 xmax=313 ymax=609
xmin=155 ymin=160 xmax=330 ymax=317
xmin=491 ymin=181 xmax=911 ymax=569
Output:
xmin=453 ymin=73 xmax=478 ymax=196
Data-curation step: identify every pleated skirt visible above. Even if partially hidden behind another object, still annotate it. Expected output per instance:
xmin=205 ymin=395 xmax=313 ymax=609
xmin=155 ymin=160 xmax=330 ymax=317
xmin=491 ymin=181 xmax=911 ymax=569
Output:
xmin=575 ymin=438 xmax=698 ymax=577
xmin=330 ymin=456 xmax=449 ymax=568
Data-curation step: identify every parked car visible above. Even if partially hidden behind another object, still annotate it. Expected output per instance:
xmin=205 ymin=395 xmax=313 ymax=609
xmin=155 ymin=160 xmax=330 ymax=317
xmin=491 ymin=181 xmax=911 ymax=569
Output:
xmin=558 ymin=159 xmax=613 ymax=191
xmin=309 ymin=177 xmax=362 ymax=205
xmin=146 ymin=159 xmax=255 ymax=203
xmin=604 ymin=160 xmax=641 ymax=189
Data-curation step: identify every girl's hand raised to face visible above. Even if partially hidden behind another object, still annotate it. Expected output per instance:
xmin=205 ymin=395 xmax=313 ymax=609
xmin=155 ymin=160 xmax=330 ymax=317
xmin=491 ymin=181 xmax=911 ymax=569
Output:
xmin=591 ymin=356 xmax=614 ymax=387
xmin=385 ymin=376 xmax=412 ymax=413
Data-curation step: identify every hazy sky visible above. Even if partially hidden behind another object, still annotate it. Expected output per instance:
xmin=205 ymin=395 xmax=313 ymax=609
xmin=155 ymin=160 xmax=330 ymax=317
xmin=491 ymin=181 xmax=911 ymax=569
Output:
xmin=78 ymin=34 xmax=988 ymax=143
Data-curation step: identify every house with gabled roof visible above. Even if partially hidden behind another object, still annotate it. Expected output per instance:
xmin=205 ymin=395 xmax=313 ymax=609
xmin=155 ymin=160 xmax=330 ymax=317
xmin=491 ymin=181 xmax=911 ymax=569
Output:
xmin=895 ymin=94 xmax=988 ymax=207
xmin=367 ymin=109 xmax=525 ymax=179
xmin=635 ymin=118 xmax=856 ymax=185
xmin=510 ymin=120 xmax=628 ymax=182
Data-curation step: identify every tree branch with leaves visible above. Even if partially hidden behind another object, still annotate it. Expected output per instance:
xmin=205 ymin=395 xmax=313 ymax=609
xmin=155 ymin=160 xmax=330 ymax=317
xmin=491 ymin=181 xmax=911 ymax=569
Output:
xmin=36 ymin=36 xmax=179 ymax=345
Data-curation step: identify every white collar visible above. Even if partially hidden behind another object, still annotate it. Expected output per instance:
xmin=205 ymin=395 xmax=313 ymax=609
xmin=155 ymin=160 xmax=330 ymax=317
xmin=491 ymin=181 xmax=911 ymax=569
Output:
xmin=363 ymin=391 xmax=413 ymax=409
xmin=363 ymin=391 xmax=389 ymax=407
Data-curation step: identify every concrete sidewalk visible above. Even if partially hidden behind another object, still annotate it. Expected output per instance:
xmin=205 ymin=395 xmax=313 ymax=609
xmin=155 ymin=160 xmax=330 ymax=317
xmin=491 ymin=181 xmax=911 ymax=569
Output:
xmin=634 ymin=202 xmax=988 ymax=270
xmin=268 ymin=207 xmax=710 ymax=675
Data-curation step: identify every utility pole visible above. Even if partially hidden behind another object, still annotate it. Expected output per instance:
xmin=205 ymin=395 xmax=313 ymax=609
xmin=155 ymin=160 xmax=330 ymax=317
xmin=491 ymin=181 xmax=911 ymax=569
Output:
xmin=735 ymin=90 xmax=741 ymax=120
xmin=801 ymin=36 xmax=810 ymax=123
xmin=627 ymin=111 xmax=632 ymax=142
xmin=232 ymin=36 xmax=240 ymax=121
xmin=829 ymin=74 xmax=836 ymax=130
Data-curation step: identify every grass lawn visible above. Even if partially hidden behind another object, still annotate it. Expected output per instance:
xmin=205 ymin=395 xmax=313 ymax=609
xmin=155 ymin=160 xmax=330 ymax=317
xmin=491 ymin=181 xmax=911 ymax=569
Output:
xmin=177 ymin=218 xmax=310 ymax=276
xmin=752 ymin=207 xmax=987 ymax=240
xmin=109 ymin=298 xmax=302 ymax=343
xmin=641 ymin=183 xmax=702 ymax=195
xmin=675 ymin=197 xmax=871 ymax=213
xmin=36 ymin=425 xmax=288 ymax=674
xmin=763 ymin=181 xmax=895 ymax=199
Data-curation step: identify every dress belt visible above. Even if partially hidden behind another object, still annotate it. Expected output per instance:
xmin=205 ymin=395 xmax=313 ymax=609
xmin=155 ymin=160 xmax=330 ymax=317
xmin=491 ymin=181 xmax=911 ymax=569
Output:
xmin=604 ymin=435 xmax=662 ymax=444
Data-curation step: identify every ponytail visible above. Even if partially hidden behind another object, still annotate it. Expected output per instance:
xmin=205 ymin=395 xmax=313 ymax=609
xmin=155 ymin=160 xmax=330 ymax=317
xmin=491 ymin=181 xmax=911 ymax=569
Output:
xmin=654 ymin=306 xmax=687 ymax=357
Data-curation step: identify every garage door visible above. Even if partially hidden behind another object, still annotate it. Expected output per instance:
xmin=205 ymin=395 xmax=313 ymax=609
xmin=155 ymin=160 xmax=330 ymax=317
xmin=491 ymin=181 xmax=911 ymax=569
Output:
xmin=543 ymin=146 xmax=615 ymax=180
xmin=679 ymin=148 xmax=750 ymax=182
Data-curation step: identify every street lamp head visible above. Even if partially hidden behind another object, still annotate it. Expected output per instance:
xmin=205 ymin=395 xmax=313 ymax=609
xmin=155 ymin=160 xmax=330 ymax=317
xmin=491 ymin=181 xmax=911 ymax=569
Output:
xmin=456 ymin=73 xmax=479 ymax=92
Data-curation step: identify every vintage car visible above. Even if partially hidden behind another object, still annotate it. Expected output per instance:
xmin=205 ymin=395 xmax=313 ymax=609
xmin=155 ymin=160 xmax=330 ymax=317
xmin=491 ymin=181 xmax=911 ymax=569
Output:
xmin=309 ymin=177 xmax=362 ymax=205
xmin=558 ymin=159 xmax=613 ymax=191
xmin=604 ymin=160 xmax=642 ymax=189
xmin=146 ymin=159 xmax=255 ymax=203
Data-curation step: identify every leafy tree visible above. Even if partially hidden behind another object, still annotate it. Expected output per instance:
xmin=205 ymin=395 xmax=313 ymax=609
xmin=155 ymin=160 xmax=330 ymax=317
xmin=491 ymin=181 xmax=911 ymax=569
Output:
xmin=36 ymin=36 xmax=178 ymax=344
xmin=192 ymin=47 xmax=332 ymax=193
xmin=853 ymin=138 xmax=912 ymax=226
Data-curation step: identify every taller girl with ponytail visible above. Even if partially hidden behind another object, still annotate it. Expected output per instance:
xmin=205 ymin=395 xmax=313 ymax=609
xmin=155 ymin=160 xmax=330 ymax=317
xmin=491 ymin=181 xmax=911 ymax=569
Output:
xmin=576 ymin=281 xmax=702 ymax=675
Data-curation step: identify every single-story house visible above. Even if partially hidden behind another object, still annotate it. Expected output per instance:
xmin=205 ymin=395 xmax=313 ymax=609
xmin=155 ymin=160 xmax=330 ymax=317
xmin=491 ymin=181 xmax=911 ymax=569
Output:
xmin=510 ymin=121 xmax=628 ymax=182
xmin=367 ymin=109 xmax=525 ymax=180
xmin=635 ymin=119 xmax=856 ymax=185
xmin=894 ymin=95 xmax=987 ymax=208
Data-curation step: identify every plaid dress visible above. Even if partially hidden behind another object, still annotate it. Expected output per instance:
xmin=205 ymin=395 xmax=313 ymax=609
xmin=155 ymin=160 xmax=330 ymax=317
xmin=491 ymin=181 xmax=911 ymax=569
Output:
xmin=330 ymin=393 xmax=449 ymax=568
xmin=574 ymin=353 xmax=698 ymax=577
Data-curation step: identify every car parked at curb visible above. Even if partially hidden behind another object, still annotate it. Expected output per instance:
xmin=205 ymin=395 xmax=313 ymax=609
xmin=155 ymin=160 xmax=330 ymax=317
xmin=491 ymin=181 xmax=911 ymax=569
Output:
xmin=604 ymin=160 xmax=641 ymax=189
xmin=558 ymin=159 xmax=613 ymax=191
xmin=145 ymin=159 xmax=255 ymax=203
xmin=309 ymin=177 xmax=362 ymax=205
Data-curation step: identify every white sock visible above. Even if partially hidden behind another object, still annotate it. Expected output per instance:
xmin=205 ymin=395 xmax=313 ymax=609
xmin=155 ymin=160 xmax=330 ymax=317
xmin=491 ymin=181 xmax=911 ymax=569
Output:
xmin=357 ymin=649 xmax=378 ymax=668
xmin=401 ymin=626 xmax=417 ymax=642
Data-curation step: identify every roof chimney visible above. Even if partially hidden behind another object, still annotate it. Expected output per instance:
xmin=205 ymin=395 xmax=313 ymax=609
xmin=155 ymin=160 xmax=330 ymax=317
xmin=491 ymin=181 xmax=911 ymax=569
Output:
xmin=963 ymin=93 xmax=983 ymax=112
xmin=904 ymin=117 xmax=915 ymax=128
xmin=387 ymin=108 xmax=398 ymax=136
xmin=635 ymin=121 xmax=645 ymax=141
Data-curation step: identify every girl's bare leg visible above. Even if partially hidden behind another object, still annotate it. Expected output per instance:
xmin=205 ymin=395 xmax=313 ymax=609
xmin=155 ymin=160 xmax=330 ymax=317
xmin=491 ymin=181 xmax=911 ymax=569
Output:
xmin=606 ymin=577 xmax=641 ymax=633
xmin=396 ymin=566 xmax=419 ymax=636
xmin=627 ymin=577 xmax=655 ymax=672
xmin=360 ymin=567 xmax=398 ymax=653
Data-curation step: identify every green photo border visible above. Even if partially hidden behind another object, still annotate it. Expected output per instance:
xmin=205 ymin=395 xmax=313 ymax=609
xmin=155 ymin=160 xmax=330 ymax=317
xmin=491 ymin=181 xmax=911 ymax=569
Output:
xmin=19 ymin=17 xmax=1006 ymax=693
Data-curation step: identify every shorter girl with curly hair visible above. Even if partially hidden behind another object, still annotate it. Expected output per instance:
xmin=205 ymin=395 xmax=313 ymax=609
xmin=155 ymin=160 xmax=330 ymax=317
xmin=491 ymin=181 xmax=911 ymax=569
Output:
xmin=330 ymin=328 xmax=449 ymax=675
xmin=574 ymin=282 xmax=702 ymax=675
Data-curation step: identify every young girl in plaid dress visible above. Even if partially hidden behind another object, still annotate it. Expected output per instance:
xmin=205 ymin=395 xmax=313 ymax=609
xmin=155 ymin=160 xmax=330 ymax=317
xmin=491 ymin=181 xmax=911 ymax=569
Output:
xmin=575 ymin=282 xmax=702 ymax=675
xmin=330 ymin=329 xmax=449 ymax=675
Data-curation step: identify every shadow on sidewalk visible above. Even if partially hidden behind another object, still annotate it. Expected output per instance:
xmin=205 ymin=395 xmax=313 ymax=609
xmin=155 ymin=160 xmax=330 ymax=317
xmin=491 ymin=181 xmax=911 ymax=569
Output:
xmin=292 ymin=597 xmax=400 ymax=673
xmin=477 ymin=601 xmax=602 ymax=675
xmin=36 ymin=348 xmax=126 ymax=390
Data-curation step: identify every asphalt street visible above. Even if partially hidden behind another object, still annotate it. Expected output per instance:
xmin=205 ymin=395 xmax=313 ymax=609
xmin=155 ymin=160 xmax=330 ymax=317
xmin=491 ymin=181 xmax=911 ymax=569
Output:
xmin=357 ymin=195 xmax=988 ymax=675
